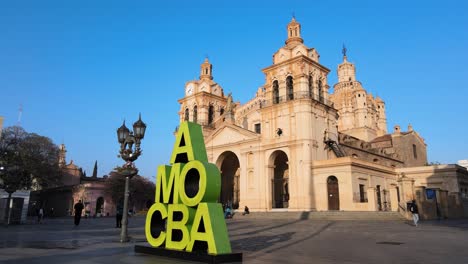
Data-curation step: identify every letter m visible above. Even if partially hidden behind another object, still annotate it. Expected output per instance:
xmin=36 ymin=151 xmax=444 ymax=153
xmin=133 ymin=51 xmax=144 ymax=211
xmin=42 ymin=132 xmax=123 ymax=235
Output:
xmin=155 ymin=164 xmax=182 ymax=204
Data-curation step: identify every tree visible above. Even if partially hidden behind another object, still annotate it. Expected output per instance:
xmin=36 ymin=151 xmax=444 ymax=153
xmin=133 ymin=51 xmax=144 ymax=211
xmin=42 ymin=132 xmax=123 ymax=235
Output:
xmin=0 ymin=126 xmax=28 ymax=193
xmin=0 ymin=126 xmax=61 ymax=224
xmin=104 ymin=171 xmax=155 ymax=212
xmin=19 ymin=131 xmax=62 ymax=188
xmin=92 ymin=160 xmax=98 ymax=178
xmin=129 ymin=175 xmax=155 ymax=210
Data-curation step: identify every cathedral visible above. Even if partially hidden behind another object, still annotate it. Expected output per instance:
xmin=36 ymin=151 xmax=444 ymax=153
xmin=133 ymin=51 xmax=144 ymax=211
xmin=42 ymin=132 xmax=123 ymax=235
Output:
xmin=177 ymin=18 xmax=468 ymax=219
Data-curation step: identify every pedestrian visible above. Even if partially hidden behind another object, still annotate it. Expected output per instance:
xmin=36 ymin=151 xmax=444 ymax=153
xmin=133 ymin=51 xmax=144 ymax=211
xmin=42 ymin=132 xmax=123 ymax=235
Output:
xmin=37 ymin=207 xmax=44 ymax=223
xmin=409 ymin=200 xmax=419 ymax=226
xmin=224 ymin=205 xmax=232 ymax=219
xmin=242 ymin=206 xmax=250 ymax=216
xmin=116 ymin=203 xmax=123 ymax=228
xmin=74 ymin=200 xmax=84 ymax=226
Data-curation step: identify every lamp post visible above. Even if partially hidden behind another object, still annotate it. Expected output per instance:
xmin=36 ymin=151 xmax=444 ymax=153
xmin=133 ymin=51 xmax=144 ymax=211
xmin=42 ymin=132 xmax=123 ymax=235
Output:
xmin=116 ymin=114 xmax=146 ymax=243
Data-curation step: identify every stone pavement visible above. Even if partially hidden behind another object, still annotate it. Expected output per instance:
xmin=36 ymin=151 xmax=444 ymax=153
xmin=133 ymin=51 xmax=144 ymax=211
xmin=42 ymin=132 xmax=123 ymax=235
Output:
xmin=1 ymin=213 xmax=468 ymax=263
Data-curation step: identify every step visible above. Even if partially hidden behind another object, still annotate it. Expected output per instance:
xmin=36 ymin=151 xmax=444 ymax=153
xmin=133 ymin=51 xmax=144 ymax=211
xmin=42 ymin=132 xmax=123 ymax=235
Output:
xmin=236 ymin=211 xmax=405 ymax=221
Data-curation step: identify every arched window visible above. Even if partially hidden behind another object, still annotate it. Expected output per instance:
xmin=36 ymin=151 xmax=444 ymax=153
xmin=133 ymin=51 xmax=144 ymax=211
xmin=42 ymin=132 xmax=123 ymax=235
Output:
xmin=318 ymin=79 xmax=323 ymax=102
xmin=208 ymin=105 xmax=214 ymax=125
xmin=412 ymin=144 xmax=417 ymax=159
xmin=184 ymin=108 xmax=189 ymax=121
xmin=308 ymin=75 xmax=313 ymax=98
xmin=220 ymin=107 xmax=224 ymax=116
xmin=273 ymin=80 xmax=279 ymax=104
xmin=193 ymin=105 xmax=198 ymax=123
xmin=286 ymin=76 xmax=294 ymax=100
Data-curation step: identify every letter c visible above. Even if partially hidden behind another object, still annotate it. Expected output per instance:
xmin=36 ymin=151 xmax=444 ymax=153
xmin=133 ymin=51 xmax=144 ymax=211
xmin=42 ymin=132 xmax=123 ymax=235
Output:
xmin=145 ymin=203 xmax=168 ymax=247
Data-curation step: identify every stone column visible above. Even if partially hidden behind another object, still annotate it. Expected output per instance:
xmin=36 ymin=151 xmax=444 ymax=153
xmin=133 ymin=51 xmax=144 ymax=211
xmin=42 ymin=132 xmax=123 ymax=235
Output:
xmin=414 ymin=186 xmax=426 ymax=203
xmin=414 ymin=186 xmax=427 ymax=219
xmin=389 ymin=186 xmax=399 ymax=212
xmin=398 ymin=175 xmax=415 ymax=203
xmin=397 ymin=175 xmax=415 ymax=219
xmin=438 ymin=190 xmax=449 ymax=219
xmin=450 ymin=192 xmax=463 ymax=218
xmin=367 ymin=187 xmax=377 ymax=211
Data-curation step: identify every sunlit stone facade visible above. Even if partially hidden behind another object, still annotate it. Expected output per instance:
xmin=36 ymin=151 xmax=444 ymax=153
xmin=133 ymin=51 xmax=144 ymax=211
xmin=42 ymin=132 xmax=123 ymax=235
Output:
xmin=177 ymin=18 xmax=468 ymax=219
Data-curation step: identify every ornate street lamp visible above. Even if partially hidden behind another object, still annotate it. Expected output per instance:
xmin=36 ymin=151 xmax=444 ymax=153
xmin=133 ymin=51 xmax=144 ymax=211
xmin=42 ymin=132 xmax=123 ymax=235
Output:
xmin=116 ymin=114 xmax=146 ymax=242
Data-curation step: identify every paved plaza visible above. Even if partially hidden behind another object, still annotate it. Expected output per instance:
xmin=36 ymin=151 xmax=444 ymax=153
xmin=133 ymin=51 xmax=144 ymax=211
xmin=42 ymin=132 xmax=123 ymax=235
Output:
xmin=1 ymin=213 xmax=468 ymax=264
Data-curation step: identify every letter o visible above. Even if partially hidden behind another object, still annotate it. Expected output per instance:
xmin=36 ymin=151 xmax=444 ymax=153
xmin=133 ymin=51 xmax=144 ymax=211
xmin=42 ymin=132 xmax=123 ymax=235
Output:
xmin=179 ymin=160 xmax=207 ymax=207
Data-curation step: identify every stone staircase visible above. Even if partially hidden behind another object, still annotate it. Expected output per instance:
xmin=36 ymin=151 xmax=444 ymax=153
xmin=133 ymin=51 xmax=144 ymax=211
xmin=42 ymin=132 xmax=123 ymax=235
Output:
xmin=238 ymin=211 xmax=405 ymax=221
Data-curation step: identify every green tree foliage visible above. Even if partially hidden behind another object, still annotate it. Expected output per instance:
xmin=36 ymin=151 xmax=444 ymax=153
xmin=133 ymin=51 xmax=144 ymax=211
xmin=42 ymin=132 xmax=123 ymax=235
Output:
xmin=105 ymin=171 xmax=155 ymax=211
xmin=0 ymin=126 xmax=61 ymax=192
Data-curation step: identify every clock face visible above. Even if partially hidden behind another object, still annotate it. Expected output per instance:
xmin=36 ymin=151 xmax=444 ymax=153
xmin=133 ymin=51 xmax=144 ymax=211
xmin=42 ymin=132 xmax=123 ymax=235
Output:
xmin=186 ymin=83 xmax=194 ymax=95
xmin=200 ymin=86 xmax=206 ymax=92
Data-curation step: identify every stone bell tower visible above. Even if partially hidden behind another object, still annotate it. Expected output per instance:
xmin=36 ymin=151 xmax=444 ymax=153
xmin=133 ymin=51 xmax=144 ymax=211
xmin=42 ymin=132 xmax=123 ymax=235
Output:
xmin=200 ymin=58 xmax=213 ymax=81
xmin=178 ymin=58 xmax=227 ymax=134
xmin=285 ymin=17 xmax=304 ymax=47
xmin=331 ymin=47 xmax=387 ymax=141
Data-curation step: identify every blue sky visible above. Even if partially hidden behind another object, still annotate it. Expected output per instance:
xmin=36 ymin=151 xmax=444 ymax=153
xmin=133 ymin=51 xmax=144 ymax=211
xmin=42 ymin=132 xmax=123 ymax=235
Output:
xmin=1 ymin=1 xmax=467 ymax=179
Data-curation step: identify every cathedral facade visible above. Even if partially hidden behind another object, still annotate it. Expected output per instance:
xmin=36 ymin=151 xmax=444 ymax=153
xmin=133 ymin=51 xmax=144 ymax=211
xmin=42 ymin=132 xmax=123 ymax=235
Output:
xmin=177 ymin=19 xmax=468 ymax=219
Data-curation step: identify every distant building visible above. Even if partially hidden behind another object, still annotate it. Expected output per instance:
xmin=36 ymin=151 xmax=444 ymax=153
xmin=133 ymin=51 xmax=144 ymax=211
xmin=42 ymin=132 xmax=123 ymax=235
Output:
xmin=177 ymin=18 xmax=468 ymax=219
xmin=28 ymin=144 xmax=115 ymax=218
xmin=459 ymin=160 xmax=468 ymax=170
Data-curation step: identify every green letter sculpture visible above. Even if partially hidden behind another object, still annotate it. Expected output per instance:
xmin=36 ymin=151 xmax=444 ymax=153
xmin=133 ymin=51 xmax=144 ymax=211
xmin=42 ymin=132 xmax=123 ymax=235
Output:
xmin=145 ymin=121 xmax=232 ymax=255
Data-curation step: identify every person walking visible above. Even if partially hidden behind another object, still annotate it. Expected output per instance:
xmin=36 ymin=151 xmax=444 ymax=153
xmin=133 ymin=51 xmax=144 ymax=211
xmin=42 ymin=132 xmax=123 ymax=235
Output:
xmin=242 ymin=206 xmax=250 ymax=216
xmin=116 ymin=203 xmax=123 ymax=228
xmin=409 ymin=200 xmax=419 ymax=226
xmin=224 ymin=205 xmax=232 ymax=219
xmin=74 ymin=200 xmax=84 ymax=226
xmin=37 ymin=207 xmax=44 ymax=223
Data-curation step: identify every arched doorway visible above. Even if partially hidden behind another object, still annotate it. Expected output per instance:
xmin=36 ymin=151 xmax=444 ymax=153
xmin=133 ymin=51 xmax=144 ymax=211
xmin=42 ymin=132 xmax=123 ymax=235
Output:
xmin=327 ymin=176 xmax=339 ymax=210
xmin=270 ymin=150 xmax=289 ymax=208
xmin=95 ymin=197 xmax=104 ymax=215
xmin=217 ymin=151 xmax=240 ymax=209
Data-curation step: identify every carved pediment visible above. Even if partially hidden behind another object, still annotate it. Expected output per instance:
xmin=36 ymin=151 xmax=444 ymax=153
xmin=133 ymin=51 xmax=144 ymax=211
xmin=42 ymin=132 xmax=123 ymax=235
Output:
xmin=206 ymin=124 xmax=259 ymax=147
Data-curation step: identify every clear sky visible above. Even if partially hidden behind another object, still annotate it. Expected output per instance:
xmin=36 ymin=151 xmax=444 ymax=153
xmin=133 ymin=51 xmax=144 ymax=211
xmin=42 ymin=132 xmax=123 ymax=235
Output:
xmin=1 ymin=0 xmax=467 ymax=180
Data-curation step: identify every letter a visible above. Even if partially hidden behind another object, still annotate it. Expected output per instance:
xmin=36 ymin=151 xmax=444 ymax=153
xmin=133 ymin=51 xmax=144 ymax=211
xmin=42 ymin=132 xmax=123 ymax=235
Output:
xmin=186 ymin=203 xmax=231 ymax=254
xmin=170 ymin=121 xmax=208 ymax=164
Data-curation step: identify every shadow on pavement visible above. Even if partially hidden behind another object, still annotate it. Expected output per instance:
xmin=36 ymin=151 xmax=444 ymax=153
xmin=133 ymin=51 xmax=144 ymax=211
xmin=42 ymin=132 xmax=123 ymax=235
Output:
xmin=231 ymin=232 xmax=295 ymax=252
